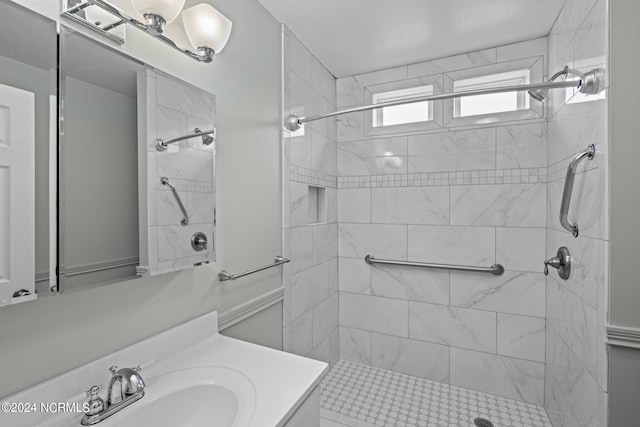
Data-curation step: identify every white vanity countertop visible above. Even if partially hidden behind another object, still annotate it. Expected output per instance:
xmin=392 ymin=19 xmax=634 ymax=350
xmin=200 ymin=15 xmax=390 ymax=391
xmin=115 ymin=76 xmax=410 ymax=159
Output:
xmin=1 ymin=311 xmax=328 ymax=427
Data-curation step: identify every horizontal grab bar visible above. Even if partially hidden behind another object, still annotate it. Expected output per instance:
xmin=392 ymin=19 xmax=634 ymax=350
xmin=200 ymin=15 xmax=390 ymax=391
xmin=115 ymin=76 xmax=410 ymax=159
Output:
xmin=364 ymin=255 xmax=504 ymax=276
xmin=559 ymin=144 xmax=596 ymax=237
xmin=218 ymin=256 xmax=291 ymax=281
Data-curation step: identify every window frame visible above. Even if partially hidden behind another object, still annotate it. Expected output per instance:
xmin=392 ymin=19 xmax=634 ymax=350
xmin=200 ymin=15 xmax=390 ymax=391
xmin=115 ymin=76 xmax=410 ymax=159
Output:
xmin=453 ymin=68 xmax=531 ymax=118
xmin=364 ymin=75 xmax=444 ymax=137
xmin=443 ymin=57 xmax=544 ymax=128
xmin=371 ymin=84 xmax=434 ymax=128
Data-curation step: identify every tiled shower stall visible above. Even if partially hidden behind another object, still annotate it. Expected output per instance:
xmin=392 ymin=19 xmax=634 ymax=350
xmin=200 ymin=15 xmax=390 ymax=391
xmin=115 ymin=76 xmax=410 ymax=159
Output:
xmin=282 ymin=0 xmax=607 ymax=425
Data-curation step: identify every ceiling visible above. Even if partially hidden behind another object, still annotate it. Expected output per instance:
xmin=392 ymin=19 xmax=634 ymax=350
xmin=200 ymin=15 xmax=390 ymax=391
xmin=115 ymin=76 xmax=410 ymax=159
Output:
xmin=257 ymin=0 xmax=565 ymax=78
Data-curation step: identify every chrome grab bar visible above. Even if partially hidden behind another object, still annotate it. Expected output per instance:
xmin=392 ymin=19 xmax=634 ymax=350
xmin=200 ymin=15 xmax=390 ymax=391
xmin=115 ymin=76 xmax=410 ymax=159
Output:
xmin=559 ymin=144 xmax=596 ymax=237
xmin=218 ymin=256 xmax=291 ymax=281
xmin=160 ymin=177 xmax=188 ymax=226
xmin=364 ymin=255 xmax=504 ymax=276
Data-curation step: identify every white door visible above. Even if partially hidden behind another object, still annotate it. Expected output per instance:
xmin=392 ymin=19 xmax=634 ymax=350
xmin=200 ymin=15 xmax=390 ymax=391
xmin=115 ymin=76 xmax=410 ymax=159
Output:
xmin=0 ymin=83 xmax=35 ymax=306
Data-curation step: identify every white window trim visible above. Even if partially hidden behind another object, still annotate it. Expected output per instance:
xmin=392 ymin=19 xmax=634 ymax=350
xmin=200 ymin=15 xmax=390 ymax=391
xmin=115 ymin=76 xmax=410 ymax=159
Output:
xmin=372 ymin=85 xmax=434 ymax=128
xmin=363 ymin=75 xmax=444 ymax=137
xmin=453 ymin=69 xmax=531 ymax=118
xmin=443 ymin=57 xmax=544 ymax=128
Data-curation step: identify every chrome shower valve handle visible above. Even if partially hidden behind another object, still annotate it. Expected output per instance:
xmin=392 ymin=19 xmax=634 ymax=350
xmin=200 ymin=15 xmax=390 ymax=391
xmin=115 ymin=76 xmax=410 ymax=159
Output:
xmin=544 ymin=247 xmax=572 ymax=280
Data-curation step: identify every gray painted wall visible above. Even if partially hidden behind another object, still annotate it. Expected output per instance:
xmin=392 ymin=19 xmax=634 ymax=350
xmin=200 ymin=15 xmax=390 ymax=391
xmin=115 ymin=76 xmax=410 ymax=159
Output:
xmin=61 ymin=77 xmax=139 ymax=289
xmin=608 ymin=0 xmax=640 ymax=425
xmin=0 ymin=0 xmax=282 ymax=398
xmin=221 ymin=302 xmax=283 ymax=350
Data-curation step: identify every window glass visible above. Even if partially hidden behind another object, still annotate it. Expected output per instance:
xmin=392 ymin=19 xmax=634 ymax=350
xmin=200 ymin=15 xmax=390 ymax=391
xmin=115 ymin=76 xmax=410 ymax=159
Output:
xmin=372 ymin=85 xmax=433 ymax=127
xmin=454 ymin=69 xmax=530 ymax=117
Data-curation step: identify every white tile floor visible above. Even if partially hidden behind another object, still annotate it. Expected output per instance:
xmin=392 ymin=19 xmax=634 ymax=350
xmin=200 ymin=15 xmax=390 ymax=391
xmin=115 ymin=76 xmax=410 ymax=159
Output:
xmin=320 ymin=360 xmax=552 ymax=427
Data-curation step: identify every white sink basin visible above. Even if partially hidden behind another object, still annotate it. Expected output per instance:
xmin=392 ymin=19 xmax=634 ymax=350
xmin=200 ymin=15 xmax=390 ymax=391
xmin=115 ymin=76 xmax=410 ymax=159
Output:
xmin=99 ymin=367 xmax=256 ymax=427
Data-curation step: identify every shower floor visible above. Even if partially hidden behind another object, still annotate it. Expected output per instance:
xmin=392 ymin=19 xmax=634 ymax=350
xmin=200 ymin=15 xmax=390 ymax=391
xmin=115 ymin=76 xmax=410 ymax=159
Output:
xmin=320 ymin=360 xmax=551 ymax=427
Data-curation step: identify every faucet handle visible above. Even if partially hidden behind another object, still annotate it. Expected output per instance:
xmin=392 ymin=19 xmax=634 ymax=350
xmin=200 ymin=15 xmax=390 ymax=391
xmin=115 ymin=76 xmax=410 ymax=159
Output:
xmin=85 ymin=385 xmax=102 ymax=396
xmin=84 ymin=385 xmax=104 ymax=417
xmin=109 ymin=365 xmax=118 ymax=375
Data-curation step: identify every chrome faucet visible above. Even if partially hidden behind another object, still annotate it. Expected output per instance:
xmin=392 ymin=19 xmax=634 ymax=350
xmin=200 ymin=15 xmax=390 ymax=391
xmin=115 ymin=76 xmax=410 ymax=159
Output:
xmin=81 ymin=366 xmax=145 ymax=425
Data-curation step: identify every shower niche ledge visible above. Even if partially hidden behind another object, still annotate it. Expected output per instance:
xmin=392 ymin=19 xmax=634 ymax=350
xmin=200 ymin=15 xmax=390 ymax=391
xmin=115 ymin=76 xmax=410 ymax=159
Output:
xmin=1 ymin=311 xmax=328 ymax=427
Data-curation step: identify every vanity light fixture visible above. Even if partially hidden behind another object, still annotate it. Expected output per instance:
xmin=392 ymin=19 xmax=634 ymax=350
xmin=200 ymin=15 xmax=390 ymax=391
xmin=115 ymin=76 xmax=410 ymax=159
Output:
xmin=130 ymin=0 xmax=186 ymax=35
xmin=63 ymin=0 xmax=232 ymax=63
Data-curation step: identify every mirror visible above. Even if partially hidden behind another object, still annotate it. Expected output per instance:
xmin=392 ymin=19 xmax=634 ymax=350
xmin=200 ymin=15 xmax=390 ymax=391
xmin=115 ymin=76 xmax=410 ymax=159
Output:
xmin=0 ymin=1 xmax=56 ymax=306
xmin=0 ymin=4 xmax=217 ymax=305
xmin=58 ymin=26 xmax=217 ymax=293
xmin=58 ymin=27 xmax=145 ymax=292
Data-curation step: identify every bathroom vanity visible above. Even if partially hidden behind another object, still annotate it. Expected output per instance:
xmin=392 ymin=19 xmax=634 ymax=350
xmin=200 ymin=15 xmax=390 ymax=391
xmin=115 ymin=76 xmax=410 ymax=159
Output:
xmin=0 ymin=311 xmax=327 ymax=427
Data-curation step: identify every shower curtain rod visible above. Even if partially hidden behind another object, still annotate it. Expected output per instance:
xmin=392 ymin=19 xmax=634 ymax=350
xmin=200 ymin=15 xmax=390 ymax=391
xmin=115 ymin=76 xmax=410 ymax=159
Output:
xmin=156 ymin=128 xmax=215 ymax=151
xmin=284 ymin=67 xmax=604 ymax=131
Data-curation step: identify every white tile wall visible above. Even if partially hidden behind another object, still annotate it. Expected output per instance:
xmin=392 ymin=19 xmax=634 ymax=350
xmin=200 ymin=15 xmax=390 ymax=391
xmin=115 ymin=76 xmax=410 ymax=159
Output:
xmin=370 ymin=333 xmax=450 ymax=382
xmin=497 ymin=313 xmax=546 ymax=363
xmin=449 ymin=183 xmax=546 ymax=227
xmin=291 ymin=261 xmax=330 ymax=320
xmin=544 ymin=0 xmax=608 ymax=426
xmin=339 ymin=293 xmax=408 ymax=337
xmin=450 ymin=271 xmax=546 ymax=318
xmin=371 ymin=264 xmax=449 ymax=305
xmin=450 ymin=347 xmax=545 ymax=406
xmin=408 ymin=302 xmax=497 ymax=353
xmin=283 ymin=26 xmax=339 ymax=366
xmin=496 ymin=123 xmax=548 ymax=169
xmin=407 ymin=225 xmax=495 ymax=266
xmin=408 ymin=128 xmax=496 ymax=173
xmin=142 ymin=70 xmax=216 ymax=275
xmin=339 ymin=326 xmax=370 ymax=365
xmin=337 ymin=137 xmax=408 ymax=175
xmin=370 ymin=187 xmax=449 ymax=225
xmin=339 ymin=224 xmax=407 ymax=260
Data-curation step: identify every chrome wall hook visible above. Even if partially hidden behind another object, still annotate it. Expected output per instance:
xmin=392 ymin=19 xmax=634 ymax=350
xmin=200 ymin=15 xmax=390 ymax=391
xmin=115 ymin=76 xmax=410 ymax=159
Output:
xmin=544 ymin=247 xmax=571 ymax=280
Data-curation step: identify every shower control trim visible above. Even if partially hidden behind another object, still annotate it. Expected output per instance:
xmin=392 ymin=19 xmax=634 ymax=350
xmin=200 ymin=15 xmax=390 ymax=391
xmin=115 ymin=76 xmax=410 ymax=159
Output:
xmin=544 ymin=247 xmax=571 ymax=280
xmin=191 ymin=232 xmax=208 ymax=251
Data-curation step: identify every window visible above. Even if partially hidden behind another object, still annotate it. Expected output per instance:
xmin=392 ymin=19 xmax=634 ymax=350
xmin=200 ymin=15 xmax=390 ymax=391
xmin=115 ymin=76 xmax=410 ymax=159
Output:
xmin=372 ymin=85 xmax=433 ymax=127
xmin=453 ymin=69 xmax=530 ymax=117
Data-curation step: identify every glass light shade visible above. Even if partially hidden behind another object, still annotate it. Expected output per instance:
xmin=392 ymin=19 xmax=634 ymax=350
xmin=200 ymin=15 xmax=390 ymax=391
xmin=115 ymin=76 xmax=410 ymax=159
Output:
xmin=130 ymin=0 xmax=185 ymax=24
xmin=182 ymin=3 xmax=232 ymax=53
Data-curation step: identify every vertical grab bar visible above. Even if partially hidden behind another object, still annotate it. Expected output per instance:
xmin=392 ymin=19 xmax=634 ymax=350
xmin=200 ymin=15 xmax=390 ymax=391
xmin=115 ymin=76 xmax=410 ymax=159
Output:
xmin=160 ymin=177 xmax=189 ymax=226
xmin=559 ymin=144 xmax=595 ymax=237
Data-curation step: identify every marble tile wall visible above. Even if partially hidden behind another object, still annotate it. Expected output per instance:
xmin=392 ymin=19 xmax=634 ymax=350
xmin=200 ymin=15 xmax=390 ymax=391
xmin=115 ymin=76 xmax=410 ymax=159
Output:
xmin=544 ymin=1 xmax=608 ymax=426
xmin=282 ymin=26 xmax=340 ymax=366
xmin=336 ymin=39 xmax=551 ymax=405
xmin=142 ymin=70 xmax=216 ymax=275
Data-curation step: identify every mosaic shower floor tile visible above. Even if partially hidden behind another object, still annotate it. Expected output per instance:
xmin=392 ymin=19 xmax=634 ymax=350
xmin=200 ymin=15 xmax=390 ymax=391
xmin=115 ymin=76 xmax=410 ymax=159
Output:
xmin=320 ymin=360 xmax=552 ymax=427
